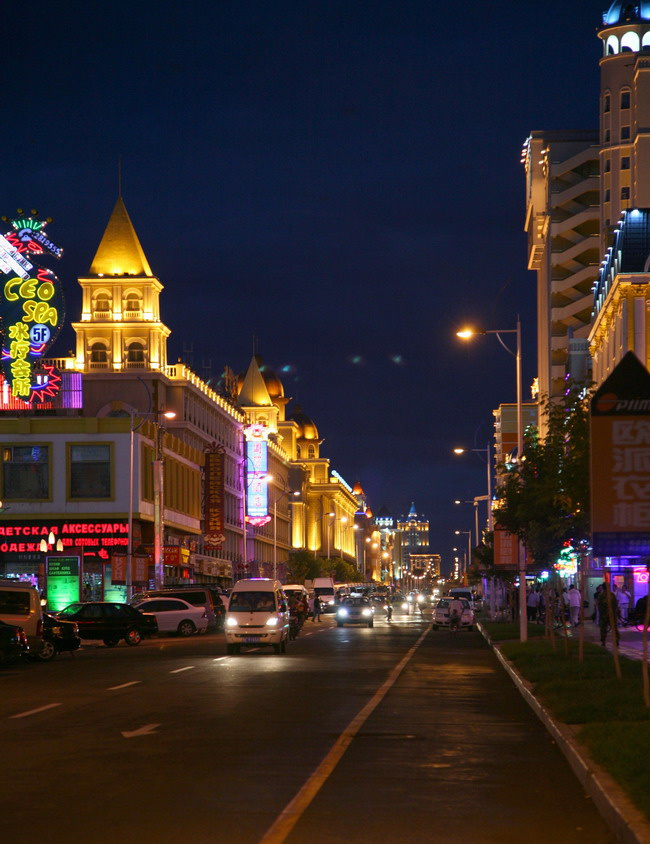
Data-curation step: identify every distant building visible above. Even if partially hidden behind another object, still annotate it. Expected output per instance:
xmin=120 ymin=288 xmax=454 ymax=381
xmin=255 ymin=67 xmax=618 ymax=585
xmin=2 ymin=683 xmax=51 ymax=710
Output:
xmin=395 ymin=502 xmax=429 ymax=580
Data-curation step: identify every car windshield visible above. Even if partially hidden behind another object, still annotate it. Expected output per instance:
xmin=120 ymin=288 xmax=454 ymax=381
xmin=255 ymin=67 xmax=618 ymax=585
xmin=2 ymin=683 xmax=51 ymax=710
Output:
xmin=229 ymin=592 xmax=276 ymax=612
xmin=58 ymin=603 xmax=84 ymax=616
xmin=343 ymin=598 xmax=369 ymax=607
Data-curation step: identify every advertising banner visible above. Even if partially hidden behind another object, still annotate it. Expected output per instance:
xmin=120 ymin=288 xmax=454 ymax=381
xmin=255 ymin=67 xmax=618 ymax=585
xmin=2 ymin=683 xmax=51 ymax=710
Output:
xmin=204 ymin=445 xmax=226 ymax=547
xmin=591 ymin=352 xmax=650 ymax=556
xmin=46 ymin=556 xmax=80 ymax=611
xmin=110 ymin=554 xmax=152 ymax=586
xmin=493 ymin=527 xmax=518 ymax=568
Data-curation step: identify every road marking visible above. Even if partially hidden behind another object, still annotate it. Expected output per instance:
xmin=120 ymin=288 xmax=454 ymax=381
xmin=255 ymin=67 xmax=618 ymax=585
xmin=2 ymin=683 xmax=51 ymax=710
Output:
xmin=121 ymin=723 xmax=160 ymax=738
xmin=213 ymin=657 xmax=227 ymax=662
xmin=9 ymin=703 xmax=61 ymax=719
xmin=107 ymin=681 xmax=141 ymax=690
xmin=260 ymin=624 xmax=432 ymax=844
xmin=169 ymin=665 xmax=194 ymax=674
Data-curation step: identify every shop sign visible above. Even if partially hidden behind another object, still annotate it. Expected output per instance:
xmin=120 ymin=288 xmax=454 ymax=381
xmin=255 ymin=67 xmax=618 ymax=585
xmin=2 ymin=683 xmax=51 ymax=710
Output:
xmin=110 ymin=554 xmax=150 ymax=586
xmin=245 ymin=424 xmax=271 ymax=526
xmin=493 ymin=527 xmax=518 ymax=568
xmin=46 ymin=555 xmax=80 ymax=612
xmin=0 ymin=520 xmax=129 ymax=557
xmin=204 ymin=445 xmax=225 ymax=547
xmin=591 ymin=352 xmax=650 ymax=556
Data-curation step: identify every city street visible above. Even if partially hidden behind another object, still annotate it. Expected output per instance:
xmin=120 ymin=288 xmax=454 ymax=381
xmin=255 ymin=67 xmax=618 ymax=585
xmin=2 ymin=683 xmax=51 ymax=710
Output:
xmin=2 ymin=611 xmax=614 ymax=844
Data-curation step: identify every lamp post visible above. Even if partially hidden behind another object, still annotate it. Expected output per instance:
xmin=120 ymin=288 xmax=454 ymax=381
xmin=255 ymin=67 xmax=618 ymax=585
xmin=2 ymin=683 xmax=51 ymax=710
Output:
xmin=457 ymin=315 xmax=525 ymax=640
xmin=273 ymin=487 xmax=300 ymax=581
xmin=454 ymin=530 xmax=472 ymax=581
xmin=454 ymin=499 xmax=481 ymax=548
xmin=453 ymin=446 xmax=493 ymax=531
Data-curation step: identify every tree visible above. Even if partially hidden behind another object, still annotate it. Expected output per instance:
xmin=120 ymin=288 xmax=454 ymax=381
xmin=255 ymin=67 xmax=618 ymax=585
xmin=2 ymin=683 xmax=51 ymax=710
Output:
xmin=493 ymin=385 xmax=591 ymax=568
xmin=324 ymin=557 xmax=359 ymax=584
xmin=287 ymin=551 xmax=322 ymax=584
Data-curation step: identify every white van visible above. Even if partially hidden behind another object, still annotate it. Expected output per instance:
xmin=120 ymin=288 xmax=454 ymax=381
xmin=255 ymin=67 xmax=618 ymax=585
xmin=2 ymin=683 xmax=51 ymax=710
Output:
xmin=225 ymin=579 xmax=289 ymax=654
xmin=0 ymin=581 xmax=45 ymax=657
xmin=313 ymin=577 xmax=336 ymax=613
xmin=282 ymin=584 xmax=308 ymax=603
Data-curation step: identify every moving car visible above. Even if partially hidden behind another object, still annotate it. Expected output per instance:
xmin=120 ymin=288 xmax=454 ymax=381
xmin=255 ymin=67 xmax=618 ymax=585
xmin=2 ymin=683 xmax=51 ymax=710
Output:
xmin=336 ymin=597 xmax=375 ymax=628
xmin=40 ymin=612 xmax=81 ymax=660
xmin=56 ymin=602 xmax=158 ymax=646
xmin=0 ymin=620 xmax=29 ymax=665
xmin=432 ymin=598 xmax=475 ymax=630
xmin=132 ymin=597 xmax=208 ymax=636
xmin=225 ymin=578 xmax=289 ymax=654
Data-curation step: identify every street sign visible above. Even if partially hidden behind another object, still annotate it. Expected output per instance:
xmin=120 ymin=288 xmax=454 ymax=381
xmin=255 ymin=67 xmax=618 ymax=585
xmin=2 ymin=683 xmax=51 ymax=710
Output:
xmin=493 ymin=527 xmax=518 ymax=569
xmin=46 ymin=555 xmax=80 ymax=611
xmin=591 ymin=351 xmax=650 ymax=556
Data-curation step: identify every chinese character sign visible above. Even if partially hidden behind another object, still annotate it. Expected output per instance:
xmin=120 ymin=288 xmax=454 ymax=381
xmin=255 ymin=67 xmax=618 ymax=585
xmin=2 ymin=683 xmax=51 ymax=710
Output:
xmin=493 ymin=527 xmax=518 ymax=568
xmin=0 ymin=215 xmax=65 ymax=405
xmin=246 ymin=438 xmax=270 ymax=523
xmin=204 ymin=446 xmax=226 ymax=547
xmin=591 ymin=353 xmax=650 ymax=556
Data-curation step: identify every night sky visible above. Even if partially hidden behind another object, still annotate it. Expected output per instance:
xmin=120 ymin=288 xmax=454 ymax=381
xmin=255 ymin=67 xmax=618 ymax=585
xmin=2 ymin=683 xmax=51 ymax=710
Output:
xmin=5 ymin=1 xmax=604 ymax=571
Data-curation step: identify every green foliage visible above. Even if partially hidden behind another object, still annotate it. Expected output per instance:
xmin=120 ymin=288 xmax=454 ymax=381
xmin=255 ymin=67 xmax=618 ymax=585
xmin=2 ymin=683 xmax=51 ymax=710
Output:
xmin=324 ymin=557 xmax=360 ymax=583
xmin=286 ymin=551 xmax=322 ymax=584
xmin=493 ymin=384 xmax=592 ymax=567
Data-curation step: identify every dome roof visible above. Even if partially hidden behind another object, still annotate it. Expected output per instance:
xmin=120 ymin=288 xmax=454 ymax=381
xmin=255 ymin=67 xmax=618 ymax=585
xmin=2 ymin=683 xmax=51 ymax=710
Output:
xmin=603 ymin=1 xmax=650 ymax=25
xmin=289 ymin=404 xmax=319 ymax=440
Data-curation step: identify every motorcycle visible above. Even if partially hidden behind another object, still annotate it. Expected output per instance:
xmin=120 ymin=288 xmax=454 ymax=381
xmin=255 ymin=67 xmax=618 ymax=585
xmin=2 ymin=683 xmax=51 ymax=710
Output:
xmin=289 ymin=610 xmax=303 ymax=640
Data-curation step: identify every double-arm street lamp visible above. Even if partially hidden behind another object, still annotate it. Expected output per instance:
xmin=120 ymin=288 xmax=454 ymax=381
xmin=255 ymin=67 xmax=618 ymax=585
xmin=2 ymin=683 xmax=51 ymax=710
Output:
xmin=457 ymin=316 xmax=526 ymax=641
xmin=453 ymin=446 xmax=493 ymax=531
xmin=454 ymin=530 xmax=472 ymax=580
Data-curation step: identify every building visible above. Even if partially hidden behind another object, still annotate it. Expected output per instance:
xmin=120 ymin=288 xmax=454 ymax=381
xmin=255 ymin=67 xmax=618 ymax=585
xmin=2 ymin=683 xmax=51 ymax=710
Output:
xmin=492 ymin=402 xmax=540 ymax=482
xmin=523 ymin=131 xmax=600 ymax=416
xmin=395 ymin=502 xmax=429 ymax=583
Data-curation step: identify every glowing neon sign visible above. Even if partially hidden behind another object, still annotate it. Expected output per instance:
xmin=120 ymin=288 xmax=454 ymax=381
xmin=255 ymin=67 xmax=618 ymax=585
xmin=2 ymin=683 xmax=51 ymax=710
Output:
xmin=0 ymin=214 xmax=65 ymax=404
xmin=245 ymin=424 xmax=271 ymax=526
xmin=554 ymin=543 xmax=578 ymax=578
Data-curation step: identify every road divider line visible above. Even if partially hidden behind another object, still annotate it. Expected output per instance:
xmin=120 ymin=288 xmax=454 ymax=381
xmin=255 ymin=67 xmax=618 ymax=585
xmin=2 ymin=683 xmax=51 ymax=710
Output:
xmin=9 ymin=703 xmax=61 ymax=719
xmin=107 ymin=681 xmax=141 ymax=690
xmin=169 ymin=666 xmax=194 ymax=674
xmin=260 ymin=624 xmax=432 ymax=844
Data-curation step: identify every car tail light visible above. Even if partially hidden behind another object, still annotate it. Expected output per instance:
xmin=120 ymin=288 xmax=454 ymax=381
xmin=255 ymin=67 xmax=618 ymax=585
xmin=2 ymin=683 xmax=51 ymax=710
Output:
xmin=37 ymin=618 xmax=43 ymax=637
xmin=202 ymin=610 xmax=208 ymax=618
xmin=18 ymin=628 xmax=27 ymax=646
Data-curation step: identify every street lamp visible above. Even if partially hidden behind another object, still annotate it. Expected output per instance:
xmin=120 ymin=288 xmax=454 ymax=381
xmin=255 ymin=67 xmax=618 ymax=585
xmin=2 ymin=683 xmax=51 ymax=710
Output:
xmin=272 ymin=486 xmax=300 ymax=581
xmin=454 ymin=530 xmax=472 ymax=580
xmin=457 ymin=316 xmax=526 ymax=641
xmin=453 ymin=446 xmax=493 ymax=531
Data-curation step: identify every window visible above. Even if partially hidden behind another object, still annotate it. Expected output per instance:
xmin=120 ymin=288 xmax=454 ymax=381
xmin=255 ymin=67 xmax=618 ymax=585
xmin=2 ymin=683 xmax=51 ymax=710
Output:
xmin=124 ymin=294 xmax=141 ymax=311
xmin=621 ymin=186 xmax=631 ymax=200
xmin=622 ymin=156 xmax=630 ymax=169
xmin=621 ymin=126 xmax=631 ymax=141
xmin=69 ymin=444 xmax=111 ymax=499
xmin=94 ymin=294 xmax=111 ymax=312
xmin=308 ymin=444 xmax=316 ymax=458
xmin=90 ymin=342 xmax=108 ymax=363
xmin=604 ymin=129 xmax=611 ymax=143
xmin=126 ymin=342 xmax=145 ymax=362
xmin=604 ymin=93 xmax=611 ymax=113
xmin=0 ymin=590 xmax=30 ymax=616
xmin=604 ymin=158 xmax=611 ymax=173
xmin=3 ymin=445 xmax=49 ymax=499
xmin=621 ymin=90 xmax=631 ymax=109
xmin=605 ymin=189 xmax=611 ymax=202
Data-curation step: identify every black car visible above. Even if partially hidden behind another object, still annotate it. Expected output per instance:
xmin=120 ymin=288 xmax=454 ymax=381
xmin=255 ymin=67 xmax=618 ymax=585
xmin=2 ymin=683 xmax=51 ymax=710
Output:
xmin=0 ymin=620 xmax=29 ymax=665
xmin=56 ymin=602 xmax=158 ymax=647
xmin=40 ymin=612 xmax=82 ymax=661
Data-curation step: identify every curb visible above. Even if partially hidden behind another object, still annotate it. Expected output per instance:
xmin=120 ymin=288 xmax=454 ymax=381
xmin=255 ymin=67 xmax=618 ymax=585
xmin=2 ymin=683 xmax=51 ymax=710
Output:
xmin=478 ymin=622 xmax=650 ymax=844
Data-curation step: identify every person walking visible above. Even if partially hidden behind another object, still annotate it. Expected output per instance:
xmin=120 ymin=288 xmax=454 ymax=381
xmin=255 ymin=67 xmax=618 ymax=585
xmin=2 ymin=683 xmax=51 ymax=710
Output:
xmin=596 ymin=583 xmax=619 ymax=647
xmin=616 ymin=584 xmax=631 ymax=626
xmin=568 ymin=583 xmax=582 ymax=628
xmin=312 ymin=594 xmax=322 ymax=622
xmin=526 ymin=588 xmax=539 ymax=622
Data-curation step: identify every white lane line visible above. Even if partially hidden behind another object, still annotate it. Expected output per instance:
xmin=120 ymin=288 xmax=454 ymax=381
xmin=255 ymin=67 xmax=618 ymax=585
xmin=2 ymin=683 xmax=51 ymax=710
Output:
xmin=260 ymin=624 xmax=433 ymax=844
xmin=107 ymin=681 xmax=142 ymax=690
xmin=213 ymin=657 xmax=227 ymax=662
xmin=169 ymin=665 xmax=195 ymax=674
xmin=9 ymin=703 xmax=62 ymax=720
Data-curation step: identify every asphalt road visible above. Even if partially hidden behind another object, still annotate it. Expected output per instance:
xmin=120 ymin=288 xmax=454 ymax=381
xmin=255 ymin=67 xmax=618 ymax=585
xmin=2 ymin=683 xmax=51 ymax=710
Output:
xmin=1 ymin=608 xmax=615 ymax=844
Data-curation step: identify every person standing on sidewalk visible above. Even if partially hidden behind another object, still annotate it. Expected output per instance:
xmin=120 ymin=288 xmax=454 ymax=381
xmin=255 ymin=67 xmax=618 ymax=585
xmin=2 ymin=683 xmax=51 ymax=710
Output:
xmin=596 ymin=584 xmax=619 ymax=646
xmin=568 ymin=583 xmax=582 ymax=628
xmin=526 ymin=588 xmax=539 ymax=622
xmin=616 ymin=584 xmax=631 ymax=626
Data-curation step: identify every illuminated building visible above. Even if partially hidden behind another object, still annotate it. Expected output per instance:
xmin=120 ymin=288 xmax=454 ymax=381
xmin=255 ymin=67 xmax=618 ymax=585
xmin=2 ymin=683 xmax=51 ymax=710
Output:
xmin=522 ymin=132 xmax=600 ymax=418
xmin=396 ymin=503 xmax=429 ymax=579
xmin=492 ymin=403 xmax=540 ymax=486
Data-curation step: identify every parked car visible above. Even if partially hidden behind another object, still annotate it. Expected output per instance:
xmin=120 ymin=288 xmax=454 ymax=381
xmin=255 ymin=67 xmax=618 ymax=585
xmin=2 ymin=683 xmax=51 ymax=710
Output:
xmin=130 ymin=586 xmax=225 ymax=630
xmin=0 ymin=620 xmax=29 ymax=665
xmin=336 ymin=597 xmax=375 ymax=628
xmin=0 ymin=581 xmax=46 ymax=658
xmin=56 ymin=602 xmax=158 ymax=646
xmin=40 ymin=612 xmax=81 ymax=660
xmin=432 ymin=598 xmax=475 ymax=630
xmin=132 ymin=597 xmax=208 ymax=636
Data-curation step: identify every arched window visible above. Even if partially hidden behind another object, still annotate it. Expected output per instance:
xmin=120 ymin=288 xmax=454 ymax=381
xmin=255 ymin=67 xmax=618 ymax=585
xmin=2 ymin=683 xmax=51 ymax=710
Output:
xmin=620 ymin=89 xmax=631 ymax=109
xmin=126 ymin=341 xmax=145 ymax=363
xmin=308 ymin=444 xmax=316 ymax=458
xmin=604 ymin=92 xmax=611 ymax=113
xmin=606 ymin=35 xmax=619 ymax=55
xmin=621 ymin=31 xmax=640 ymax=53
xmin=123 ymin=293 xmax=141 ymax=314
xmin=296 ymin=445 xmax=302 ymax=458
xmin=642 ymin=32 xmax=650 ymax=49
xmin=94 ymin=293 xmax=111 ymax=314
xmin=90 ymin=342 xmax=108 ymax=363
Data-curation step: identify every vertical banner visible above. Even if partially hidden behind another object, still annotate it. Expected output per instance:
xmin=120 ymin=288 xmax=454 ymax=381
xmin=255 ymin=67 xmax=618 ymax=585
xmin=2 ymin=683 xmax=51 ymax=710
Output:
xmin=591 ymin=352 xmax=650 ymax=557
xmin=493 ymin=527 xmax=518 ymax=568
xmin=204 ymin=445 xmax=226 ymax=547
xmin=244 ymin=423 xmax=272 ymax=526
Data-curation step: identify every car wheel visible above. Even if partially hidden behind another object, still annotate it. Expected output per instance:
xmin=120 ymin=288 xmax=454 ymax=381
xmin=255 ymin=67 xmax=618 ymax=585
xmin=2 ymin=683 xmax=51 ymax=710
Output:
xmin=431 ymin=625 xmax=438 ymax=631
xmin=272 ymin=642 xmax=281 ymax=654
xmin=177 ymin=620 xmax=196 ymax=637
xmin=280 ymin=639 xmax=287 ymax=653
xmin=103 ymin=637 xmax=119 ymax=647
xmin=226 ymin=643 xmax=234 ymax=655
xmin=125 ymin=627 xmax=142 ymax=646
xmin=38 ymin=641 xmax=57 ymax=661
xmin=368 ymin=620 xmax=374 ymax=628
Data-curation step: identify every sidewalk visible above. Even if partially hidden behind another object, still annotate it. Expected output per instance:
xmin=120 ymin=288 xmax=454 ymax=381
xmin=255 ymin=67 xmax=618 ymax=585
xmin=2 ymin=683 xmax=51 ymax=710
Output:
xmin=578 ymin=619 xmax=650 ymax=662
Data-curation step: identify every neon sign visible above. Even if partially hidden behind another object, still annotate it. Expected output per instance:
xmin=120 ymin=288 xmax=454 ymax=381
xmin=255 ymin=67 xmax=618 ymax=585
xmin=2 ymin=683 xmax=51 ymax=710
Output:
xmin=554 ymin=543 xmax=578 ymax=578
xmin=244 ymin=424 xmax=271 ymax=526
xmin=0 ymin=213 xmax=65 ymax=404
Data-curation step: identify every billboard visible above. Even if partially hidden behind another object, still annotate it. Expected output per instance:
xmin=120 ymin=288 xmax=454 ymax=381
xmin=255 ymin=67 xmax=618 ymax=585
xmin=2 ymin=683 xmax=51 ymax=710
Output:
xmin=245 ymin=424 xmax=271 ymax=526
xmin=204 ymin=445 xmax=226 ymax=547
xmin=591 ymin=352 xmax=650 ymax=556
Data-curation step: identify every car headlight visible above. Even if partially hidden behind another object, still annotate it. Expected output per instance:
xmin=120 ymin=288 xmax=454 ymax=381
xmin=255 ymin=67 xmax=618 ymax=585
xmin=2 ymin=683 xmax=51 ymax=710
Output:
xmin=337 ymin=609 xmax=348 ymax=617
xmin=362 ymin=609 xmax=372 ymax=617
xmin=328 ymin=599 xmax=335 ymax=605
xmin=417 ymin=596 xmax=425 ymax=603
xmin=225 ymin=617 xmax=238 ymax=628
xmin=407 ymin=595 xmax=413 ymax=602
xmin=402 ymin=602 xmax=409 ymax=610
xmin=265 ymin=617 xmax=278 ymax=627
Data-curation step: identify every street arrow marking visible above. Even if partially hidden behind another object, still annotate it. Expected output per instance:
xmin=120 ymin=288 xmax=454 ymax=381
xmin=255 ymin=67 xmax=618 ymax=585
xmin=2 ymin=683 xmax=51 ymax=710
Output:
xmin=121 ymin=723 xmax=160 ymax=738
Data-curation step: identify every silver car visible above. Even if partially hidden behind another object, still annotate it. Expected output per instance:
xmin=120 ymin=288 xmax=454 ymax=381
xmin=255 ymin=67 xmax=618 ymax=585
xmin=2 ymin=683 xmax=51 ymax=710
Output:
xmin=336 ymin=597 xmax=375 ymax=628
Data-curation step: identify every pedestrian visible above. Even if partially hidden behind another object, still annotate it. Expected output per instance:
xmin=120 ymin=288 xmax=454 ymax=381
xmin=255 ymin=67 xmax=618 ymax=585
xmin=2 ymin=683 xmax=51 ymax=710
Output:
xmin=616 ymin=584 xmax=631 ymax=626
xmin=526 ymin=588 xmax=539 ymax=622
xmin=568 ymin=583 xmax=582 ymax=627
xmin=313 ymin=594 xmax=322 ymax=622
xmin=596 ymin=582 xmax=619 ymax=647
